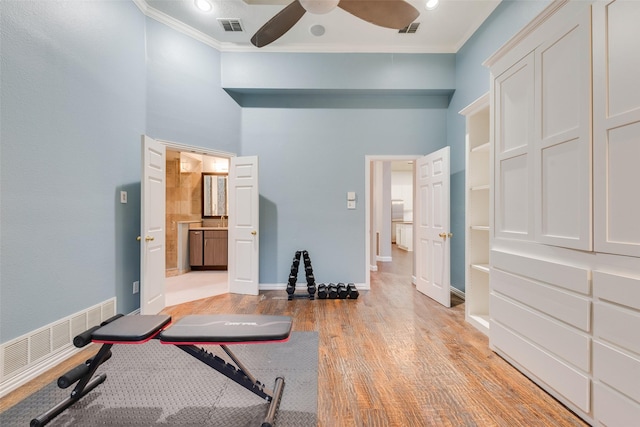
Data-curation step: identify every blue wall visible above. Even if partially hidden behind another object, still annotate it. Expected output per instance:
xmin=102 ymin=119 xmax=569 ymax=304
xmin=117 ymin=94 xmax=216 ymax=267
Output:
xmin=146 ymin=19 xmax=241 ymax=151
xmin=1 ymin=0 xmax=146 ymax=340
xmin=243 ymin=107 xmax=447 ymax=284
xmin=1 ymin=0 xmax=551 ymax=343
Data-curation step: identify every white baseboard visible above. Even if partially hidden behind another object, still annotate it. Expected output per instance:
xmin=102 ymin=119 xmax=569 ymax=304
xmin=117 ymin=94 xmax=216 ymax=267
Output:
xmin=451 ymin=286 xmax=465 ymax=300
xmin=260 ymin=283 xmax=367 ymax=291
xmin=376 ymin=256 xmax=392 ymax=262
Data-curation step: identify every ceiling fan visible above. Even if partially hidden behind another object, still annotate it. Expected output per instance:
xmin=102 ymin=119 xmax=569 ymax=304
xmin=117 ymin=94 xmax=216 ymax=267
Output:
xmin=250 ymin=0 xmax=420 ymax=48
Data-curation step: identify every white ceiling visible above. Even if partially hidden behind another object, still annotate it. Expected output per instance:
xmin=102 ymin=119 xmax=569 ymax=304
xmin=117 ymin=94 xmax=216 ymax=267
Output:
xmin=140 ymin=0 xmax=501 ymax=53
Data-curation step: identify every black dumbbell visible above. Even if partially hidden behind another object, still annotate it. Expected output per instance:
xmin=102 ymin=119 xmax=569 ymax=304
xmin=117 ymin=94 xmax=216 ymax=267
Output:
xmin=337 ymin=283 xmax=348 ymax=299
xmin=286 ymin=283 xmax=296 ymax=295
xmin=347 ymin=283 xmax=359 ymax=299
xmin=295 ymin=251 xmax=302 ymax=260
xmin=317 ymin=283 xmax=328 ymax=299
xmin=328 ymin=283 xmax=338 ymax=299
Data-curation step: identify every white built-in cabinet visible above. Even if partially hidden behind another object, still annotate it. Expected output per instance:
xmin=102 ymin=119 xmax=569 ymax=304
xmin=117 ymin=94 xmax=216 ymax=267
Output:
xmin=485 ymin=0 xmax=640 ymax=425
xmin=460 ymin=93 xmax=490 ymax=335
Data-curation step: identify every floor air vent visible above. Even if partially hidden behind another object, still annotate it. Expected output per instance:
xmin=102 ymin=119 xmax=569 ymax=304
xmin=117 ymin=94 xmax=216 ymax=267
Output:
xmin=399 ymin=22 xmax=420 ymax=34
xmin=218 ymin=19 xmax=244 ymax=32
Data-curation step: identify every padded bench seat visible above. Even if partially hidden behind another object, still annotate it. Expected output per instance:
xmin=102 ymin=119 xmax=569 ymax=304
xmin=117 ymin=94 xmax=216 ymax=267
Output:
xmin=159 ymin=314 xmax=292 ymax=344
xmin=92 ymin=315 xmax=171 ymax=343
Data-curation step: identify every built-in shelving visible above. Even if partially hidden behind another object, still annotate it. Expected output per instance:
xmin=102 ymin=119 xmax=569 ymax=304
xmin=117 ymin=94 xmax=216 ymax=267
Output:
xmin=460 ymin=93 xmax=490 ymax=336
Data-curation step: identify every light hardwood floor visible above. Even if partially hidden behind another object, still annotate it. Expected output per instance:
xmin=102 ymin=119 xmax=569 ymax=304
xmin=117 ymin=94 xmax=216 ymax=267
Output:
xmin=1 ymin=246 xmax=587 ymax=426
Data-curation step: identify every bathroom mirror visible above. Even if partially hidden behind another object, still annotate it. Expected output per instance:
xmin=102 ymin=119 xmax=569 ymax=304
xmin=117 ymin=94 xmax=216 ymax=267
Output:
xmin=202 ymin=173 xmax=228 ymax=217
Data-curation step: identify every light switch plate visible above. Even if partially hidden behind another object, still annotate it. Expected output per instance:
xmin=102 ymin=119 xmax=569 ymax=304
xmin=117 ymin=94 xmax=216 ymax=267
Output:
xmin=347 ymin=191 xmax=356 ymax=200
xmin=120 ymin=191 xmax=127 ymax=204
xmin=347 ymin=200 xmax=356 ymax=209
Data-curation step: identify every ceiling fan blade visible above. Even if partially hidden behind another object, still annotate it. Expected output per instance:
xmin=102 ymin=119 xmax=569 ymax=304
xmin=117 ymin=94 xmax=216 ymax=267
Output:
xmin=251 ymin=1 xmax=306 ymax=48
xmin=338 ymin=0 xmax=420 ymax=30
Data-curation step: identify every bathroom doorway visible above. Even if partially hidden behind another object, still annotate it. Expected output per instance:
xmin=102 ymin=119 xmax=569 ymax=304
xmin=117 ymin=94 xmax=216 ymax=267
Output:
xmin=161 ymin=142 xmax=234 ymax=306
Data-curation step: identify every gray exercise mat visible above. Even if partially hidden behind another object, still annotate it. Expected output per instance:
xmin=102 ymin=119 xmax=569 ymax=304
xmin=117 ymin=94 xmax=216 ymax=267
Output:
xmin=0 ymin=332 xmax=318 ymax=426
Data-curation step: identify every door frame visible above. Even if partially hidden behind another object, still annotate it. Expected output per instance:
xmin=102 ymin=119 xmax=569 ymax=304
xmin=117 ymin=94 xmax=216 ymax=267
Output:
xmin=142 ymin=139 xmax=236 ymax=305
xmin=364 ymin=155 xmax=421 ymax=290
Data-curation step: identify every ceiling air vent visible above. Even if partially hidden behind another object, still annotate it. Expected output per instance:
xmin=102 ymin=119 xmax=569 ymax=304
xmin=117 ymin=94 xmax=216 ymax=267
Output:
xmin=218 ymin=19 xmax=244 ymax=32
xmin=398 ymin=22 xmax=420 ymax=34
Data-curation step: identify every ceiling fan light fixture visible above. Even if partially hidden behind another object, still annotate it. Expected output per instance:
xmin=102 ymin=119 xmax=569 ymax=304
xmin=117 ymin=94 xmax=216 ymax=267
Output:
xmin=299 ymin=0 xmax=339 ymax=15
xmin=425 ymin=0 xmax=439 ymax=10
xmin=194 ymin=0 xmax=213 ymax=13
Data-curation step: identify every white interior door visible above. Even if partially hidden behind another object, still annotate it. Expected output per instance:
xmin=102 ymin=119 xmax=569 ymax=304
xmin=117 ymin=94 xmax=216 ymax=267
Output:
xmin=228 ymin=156 xmax=260 ymax=295
xmin=140 ymin=135 xmax=166 ymax=314
xmin=415 ymin=147 xmax=451 ymax=307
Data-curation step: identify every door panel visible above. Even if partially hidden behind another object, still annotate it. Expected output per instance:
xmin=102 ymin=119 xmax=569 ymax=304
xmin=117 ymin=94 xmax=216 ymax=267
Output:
xmin=415 ymin=147 xmax=451 ymax=307
xmin=228 ymin=156 xmax=259 ymax=295
xmin=140 ymin=135 xmax=166 ymax=314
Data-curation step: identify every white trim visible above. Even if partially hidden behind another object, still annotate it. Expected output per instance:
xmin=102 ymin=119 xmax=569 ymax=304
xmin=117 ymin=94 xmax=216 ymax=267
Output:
xmin=158 ymin=139 xmax=236 ymax=159
xmin=132 ymin=0 xmax=470 ymax=54
xmin=451 ymin=286 xmax=466 ymax=300
xmin=376 ymin=256 xmax=392 ymax=262
xmin=483 ymin=0 xmax=570 ymax=68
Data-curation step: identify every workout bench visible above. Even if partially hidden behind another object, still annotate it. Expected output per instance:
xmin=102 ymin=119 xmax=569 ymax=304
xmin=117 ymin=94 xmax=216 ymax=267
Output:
xmin=31 ymin=314 xmax=293 ymax=427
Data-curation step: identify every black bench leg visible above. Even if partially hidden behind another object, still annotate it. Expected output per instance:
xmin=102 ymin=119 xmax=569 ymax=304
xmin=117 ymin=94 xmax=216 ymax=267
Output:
xmin=31 ymin=343 xmax=113 ymax=427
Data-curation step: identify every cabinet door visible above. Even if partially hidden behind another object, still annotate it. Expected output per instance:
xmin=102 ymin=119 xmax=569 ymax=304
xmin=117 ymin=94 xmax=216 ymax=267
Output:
xmin=534 ymin=7 xmax=592 ymax=251
xmin=204 ymin=230 xmax=228 ymax=267
xmin=493 ymin=52 xmax=535 ymax=241
xmin=593 ymin=0 xmax=640 ymax=257
xmin=189 ymin=231 xmax=203 ymax=266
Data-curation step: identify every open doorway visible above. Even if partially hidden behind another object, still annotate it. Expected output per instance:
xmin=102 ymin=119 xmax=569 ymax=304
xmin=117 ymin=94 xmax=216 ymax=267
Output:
xmin=160 ymin=142 xmax=234 ymax=306
xmin=365 ymin=155 xmax=421 ymax=289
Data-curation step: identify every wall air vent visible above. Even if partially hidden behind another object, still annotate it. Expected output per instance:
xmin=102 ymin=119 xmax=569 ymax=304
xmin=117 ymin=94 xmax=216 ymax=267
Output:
xmin=398 ymin=22 xmax=420 ymax=34
xmin=218 ymin=19 xmax=244 ymax=32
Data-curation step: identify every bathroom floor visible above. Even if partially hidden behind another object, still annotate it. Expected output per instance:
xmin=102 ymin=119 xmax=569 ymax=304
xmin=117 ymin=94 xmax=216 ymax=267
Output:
xmin=165 ymin=270 xmax=228 ymax=307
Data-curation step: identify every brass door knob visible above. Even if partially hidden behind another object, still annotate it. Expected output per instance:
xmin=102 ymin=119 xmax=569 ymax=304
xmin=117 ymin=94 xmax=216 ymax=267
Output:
xmin=251 ymin=230 xmax=257 ymax=236
xmin=145 ymin=236 xmax=155 ymax=242
xmin=137 ymin=236 xmax=141 ymax=241
xmin=438 ymin=232 xmax=453 ymax=240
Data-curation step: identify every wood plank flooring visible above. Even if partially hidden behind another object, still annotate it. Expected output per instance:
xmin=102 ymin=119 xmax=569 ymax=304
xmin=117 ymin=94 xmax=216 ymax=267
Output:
xmin=1 ymin=246 xmax=588 ymax=426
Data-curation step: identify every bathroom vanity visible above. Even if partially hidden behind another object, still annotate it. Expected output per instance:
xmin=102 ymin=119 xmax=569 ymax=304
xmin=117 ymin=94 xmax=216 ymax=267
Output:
xmin=189 ymin=227 xmax=228 ymax=270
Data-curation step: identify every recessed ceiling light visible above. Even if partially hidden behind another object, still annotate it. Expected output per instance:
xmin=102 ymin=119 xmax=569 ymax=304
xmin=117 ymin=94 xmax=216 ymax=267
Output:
xmin=309 ymin=24 xmax=326 ymax=37
xmin=425 ymin=0 xmax=439 ymax=10
xmin=194 ymin=0 xmax=213 ymax=13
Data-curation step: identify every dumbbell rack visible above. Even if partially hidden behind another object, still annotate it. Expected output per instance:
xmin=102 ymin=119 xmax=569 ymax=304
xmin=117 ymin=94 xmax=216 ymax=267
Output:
xmin=285 ymin=250 xmax=360 ymax=301
xmin=286 ymin=250 xmax=316 ymax=300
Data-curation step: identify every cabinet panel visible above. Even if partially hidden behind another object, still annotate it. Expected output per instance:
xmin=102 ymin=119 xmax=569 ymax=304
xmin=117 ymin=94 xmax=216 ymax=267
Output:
xmin=496 ymin=56 xmax=535 ymax=154
xmin=605 ymin=0 xmax=640 ymax=117
xmin=492 ymin=268 xmax=590 ymax=332
xmin=491 ymin=321 xmax=591 ymax=413
xmin=492 ymin=294 xmax=590 ymax=371
xmin=204 ymin=230 xmax=228 ymax=267
xmin=594 ymin=341 xmax=640 ymax=403
xmin=539 ymin=138 xmax=586 ymax=241
xmin=498 ymin=154 xmax=530 ymax=236
xmin=593 ymin=0 xmax=640 ymax=257
xmin=492 ymin=250 xmax=590 ymax=295
xmin=189 ymin=230 xmax=203 ymax=266
xmin=535 ymin=8 xmax=592 ymax=251
xmin=594 ymin=382 xmax=640 ymax=427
